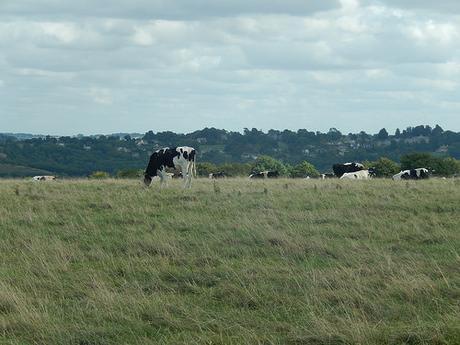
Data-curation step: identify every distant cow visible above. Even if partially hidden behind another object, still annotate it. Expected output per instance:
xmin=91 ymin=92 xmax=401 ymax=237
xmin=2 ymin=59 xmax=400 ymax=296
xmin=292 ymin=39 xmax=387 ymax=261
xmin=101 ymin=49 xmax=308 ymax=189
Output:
xmin=392 ymin=168 xmax=429 ymax=180
xmin=209 ymin=172 xmax=226 ymax=179
xmin=144 ymin=146 xmax=196 ymax=188
xmin=340 ymin=169 xmax=376 ymax=180
xmin=249 ymin=170 xmax=279 ymax=179
xmin=32 ymin=175 xmax=56 ymax=181
xmin=332 ymin=162 xmax=364 ymax=178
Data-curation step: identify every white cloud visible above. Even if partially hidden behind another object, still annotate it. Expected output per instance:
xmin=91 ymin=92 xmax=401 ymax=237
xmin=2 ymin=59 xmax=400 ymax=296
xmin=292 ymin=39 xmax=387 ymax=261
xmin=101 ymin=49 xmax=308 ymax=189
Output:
xmin=89 ymin=88 xmax=113 ymax=105
xmin=1 ymin=0 xmax=460 ymax=134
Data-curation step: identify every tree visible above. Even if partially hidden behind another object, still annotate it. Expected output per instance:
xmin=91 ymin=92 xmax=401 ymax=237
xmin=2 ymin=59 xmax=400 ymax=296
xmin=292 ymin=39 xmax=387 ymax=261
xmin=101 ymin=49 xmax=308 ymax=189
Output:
xmin=251 ymin=155 xmax=288 ymax=176
xmin=400 ymin=153 xmax=434 ymax=170
xmin=327 ymin=128 xmax=342 ymax=141
xmin=377 ymin=128 xmax=389 ymax=140
xmin=432 ymin=125 xmax=444 ymax=137
xmin=395 ymin=128 xmax=401 ymax=137
xmin=290 ymin=161 xmax=320 ymax=178
xmin=196 ymin=162 xmax=217 ymax=177
xmin=435 ymin=157 xmax=460 ymax=176
xmin=366 ymin=157 xmax=400 ymax=177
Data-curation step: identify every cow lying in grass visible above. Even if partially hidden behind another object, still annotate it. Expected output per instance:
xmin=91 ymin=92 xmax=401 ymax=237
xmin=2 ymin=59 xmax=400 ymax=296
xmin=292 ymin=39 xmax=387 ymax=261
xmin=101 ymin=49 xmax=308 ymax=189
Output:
xmin=340 ymin=169 xmax=376 ymax=180
xmin=32 ymin=176 xmax=56 ymax=181
xmin=392 ymin=168 xmax=429 ymax=180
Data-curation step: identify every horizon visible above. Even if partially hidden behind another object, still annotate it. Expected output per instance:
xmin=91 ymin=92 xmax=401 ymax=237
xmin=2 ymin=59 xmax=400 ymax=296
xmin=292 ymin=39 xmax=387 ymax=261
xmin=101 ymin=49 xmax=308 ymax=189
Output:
xmin=0 ymin=123 xmax=453 ymax=138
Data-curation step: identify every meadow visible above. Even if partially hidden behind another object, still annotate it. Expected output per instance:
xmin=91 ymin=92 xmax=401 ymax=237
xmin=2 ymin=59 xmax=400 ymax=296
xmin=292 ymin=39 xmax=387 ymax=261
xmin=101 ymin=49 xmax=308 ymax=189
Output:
xmin=0 ymin=178 xmax=459 ymax=345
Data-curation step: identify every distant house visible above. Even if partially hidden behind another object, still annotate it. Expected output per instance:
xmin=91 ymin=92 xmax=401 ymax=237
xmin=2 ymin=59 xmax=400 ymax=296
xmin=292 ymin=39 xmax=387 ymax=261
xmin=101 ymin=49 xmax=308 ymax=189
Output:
xmin=404 ymin=136 xmax=430 ymax=144
xmin=436 ymin=145 xmax=449 ymax=153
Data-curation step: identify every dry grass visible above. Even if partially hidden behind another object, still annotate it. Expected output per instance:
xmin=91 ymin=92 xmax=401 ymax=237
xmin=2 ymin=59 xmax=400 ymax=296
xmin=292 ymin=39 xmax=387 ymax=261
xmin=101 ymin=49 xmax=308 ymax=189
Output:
xmin=0 ymin=178 xmax=459 ymax=344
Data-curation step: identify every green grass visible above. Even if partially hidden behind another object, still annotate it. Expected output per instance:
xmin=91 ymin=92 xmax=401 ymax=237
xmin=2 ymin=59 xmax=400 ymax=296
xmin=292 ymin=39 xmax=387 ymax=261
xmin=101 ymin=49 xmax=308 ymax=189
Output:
xmin=0 ymin=178 xmax=459 ymax=345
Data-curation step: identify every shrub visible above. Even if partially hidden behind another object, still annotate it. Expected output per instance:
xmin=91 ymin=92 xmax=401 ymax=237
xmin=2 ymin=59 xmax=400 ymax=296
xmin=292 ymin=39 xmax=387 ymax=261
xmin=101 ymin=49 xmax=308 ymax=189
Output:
xmin=290 ymin=161 xmax=320 ymax=178
xmin=89 ymin=171 xmax=111 ymax=179
xmin=251 ymin=155 xmax=288 ymax=176
xmin=365 ymin=157 xmax=400 ymax=177
xmin=116 ymin=169 xmax=143 ymax=179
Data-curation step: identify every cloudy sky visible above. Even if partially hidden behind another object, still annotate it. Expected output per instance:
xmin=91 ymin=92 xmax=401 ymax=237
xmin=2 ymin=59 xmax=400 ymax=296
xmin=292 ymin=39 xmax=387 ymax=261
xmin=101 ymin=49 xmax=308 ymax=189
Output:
xmin=1 ymin=0 xmax=459 ymax=135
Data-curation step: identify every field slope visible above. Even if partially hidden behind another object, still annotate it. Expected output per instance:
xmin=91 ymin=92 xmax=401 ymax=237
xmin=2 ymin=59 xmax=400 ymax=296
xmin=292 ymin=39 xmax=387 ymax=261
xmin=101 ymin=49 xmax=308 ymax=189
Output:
xmin=0 ymin=178 xmax=459 ymax=345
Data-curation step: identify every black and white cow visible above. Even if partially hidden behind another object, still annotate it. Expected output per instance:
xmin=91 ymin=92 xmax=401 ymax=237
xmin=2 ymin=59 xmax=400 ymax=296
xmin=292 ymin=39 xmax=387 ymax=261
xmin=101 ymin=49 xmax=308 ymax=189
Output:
xmin=32 ymin=175 xmax=56 ymax=181
xmin=144 ymin=147 xmax=196 ymax=188
xmin=392 ymin=168 xmax=429 ymax=180
xmin=340 ymin=168 xmax=376 ymax=180
xmin=332 ymin=162 xmax=365 ymax=178
xmin=249 ymin=170 xmax=279 ymax=179
xmin=209 ymin=171 xmax=226 ymax=179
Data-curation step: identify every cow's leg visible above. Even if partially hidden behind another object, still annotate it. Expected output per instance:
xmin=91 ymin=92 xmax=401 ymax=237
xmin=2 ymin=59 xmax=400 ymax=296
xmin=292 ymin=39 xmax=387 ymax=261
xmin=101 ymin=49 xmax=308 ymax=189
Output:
xmin=186 ymin=162 xmax=193 ymax=188
xmin=179 ymin=163 xmax=191 ymax=188
xmin=158 ymin=169 xmax=168 ymax=188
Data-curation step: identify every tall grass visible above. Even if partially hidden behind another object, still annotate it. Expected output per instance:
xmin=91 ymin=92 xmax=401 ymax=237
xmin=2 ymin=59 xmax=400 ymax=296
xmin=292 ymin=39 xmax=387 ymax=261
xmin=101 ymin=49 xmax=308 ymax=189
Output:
xmin=0 ymin=178 xmax=459 ymax=344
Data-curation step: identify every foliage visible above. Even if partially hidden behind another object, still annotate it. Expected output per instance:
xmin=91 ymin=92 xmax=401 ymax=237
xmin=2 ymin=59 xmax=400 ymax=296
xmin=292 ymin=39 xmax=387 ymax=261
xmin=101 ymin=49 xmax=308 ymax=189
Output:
xmin=400 ymin=153 xmax=434 ymax=170
xmin=364 ymin=157 xmax=400 ymax=177
xmin=196 ymin=162 xmax=218 ymax=177
xmin=1 ymin=124 xmax=460 ymax=177
xmin=251 ymin=155 xmax=288 ymax=175
xmin=218 ymin=162 xmax=253 ymax=177
xmin=116 ymin=169 xmax=143 ymax=179
xmin=0 ymin=179 xmax=459 ymax=344
xmin=89 ymin=171 xmax=111 ymax=179
xmin=289 ymin=161 xmax=320 ymax=178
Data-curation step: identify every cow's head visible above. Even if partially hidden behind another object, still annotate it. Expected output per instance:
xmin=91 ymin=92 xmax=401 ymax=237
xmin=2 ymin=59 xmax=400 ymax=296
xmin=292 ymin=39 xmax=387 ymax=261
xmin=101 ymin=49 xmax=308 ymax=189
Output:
xmin=143 ymin=174 xmax=152 ymax=187
xmin=368 ymin=167 xmax=377 ymax=177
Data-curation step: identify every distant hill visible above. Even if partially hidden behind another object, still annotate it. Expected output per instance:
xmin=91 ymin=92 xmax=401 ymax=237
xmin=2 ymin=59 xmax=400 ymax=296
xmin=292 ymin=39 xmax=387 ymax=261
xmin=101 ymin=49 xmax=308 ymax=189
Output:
xmin=0 ymin=164 xmax=53 ymax=178
xmin=0 ymin=125 xmax=459 ymax=176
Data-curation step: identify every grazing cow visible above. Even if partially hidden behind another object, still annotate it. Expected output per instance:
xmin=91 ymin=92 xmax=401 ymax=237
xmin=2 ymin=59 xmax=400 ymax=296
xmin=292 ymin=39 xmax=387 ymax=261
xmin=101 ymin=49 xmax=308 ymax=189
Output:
xmin=340 ymin=169 xmax=376 ymax=180
xmin=32 ymin=175 xmax=56 ymax=181
xmin=332 ymin=162 xmax=364 ymax=178
xmin=209 ymin=171 xmax=226 ymax=179
xmin=249 ymin=170 xmax=279 ymax=179
xmin=392 ymin=168 xmax=429 ymax=180
xmin=144 ymin=146 xmax=196 ymax=188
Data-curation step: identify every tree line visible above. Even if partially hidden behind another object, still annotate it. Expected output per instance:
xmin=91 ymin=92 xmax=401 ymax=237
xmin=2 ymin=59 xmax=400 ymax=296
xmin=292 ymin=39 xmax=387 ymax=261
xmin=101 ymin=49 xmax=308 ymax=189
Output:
xmin=0 ymin=124 xmax=459 ymax=177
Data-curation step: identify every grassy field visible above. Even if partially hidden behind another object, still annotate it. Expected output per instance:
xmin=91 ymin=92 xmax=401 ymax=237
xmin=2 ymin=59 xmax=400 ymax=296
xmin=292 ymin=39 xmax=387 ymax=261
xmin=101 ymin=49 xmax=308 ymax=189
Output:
xmin=0 ymin=178 xmax=459 ymax=345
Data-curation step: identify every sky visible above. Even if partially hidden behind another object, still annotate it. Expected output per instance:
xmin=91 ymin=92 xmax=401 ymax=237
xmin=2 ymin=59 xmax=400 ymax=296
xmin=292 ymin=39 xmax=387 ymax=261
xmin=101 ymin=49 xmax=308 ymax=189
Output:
xmin=1 ymin=0 xmax=460 ymax=135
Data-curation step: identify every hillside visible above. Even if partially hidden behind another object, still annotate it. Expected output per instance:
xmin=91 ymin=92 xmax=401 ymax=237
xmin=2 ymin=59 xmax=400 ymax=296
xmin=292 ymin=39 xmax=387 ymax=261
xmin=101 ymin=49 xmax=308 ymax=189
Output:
xmin=0 ymin=163 xmax=52 ymax=178
xmin=0 ymin=178 xmax=459 ymax=344
xmin=1 ymin=125 xmax=460 ymax=176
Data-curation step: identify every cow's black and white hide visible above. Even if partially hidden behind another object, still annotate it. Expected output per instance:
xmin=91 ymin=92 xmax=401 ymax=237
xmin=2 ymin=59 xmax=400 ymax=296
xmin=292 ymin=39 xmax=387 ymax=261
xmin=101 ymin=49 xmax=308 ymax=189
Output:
xmin=209 ymin=172 xmax=226 ymax=179
xmin=392 ymin=168 xmax=429 ymax=180
xmin=340 ymin=168 xmax=376 ymax=180
xmin=144 ymin=146 xmax=196 ymax=188
xmin=32 ymin=175 xmax=56 ymax=181
xmin=332 ymin=162 xmax=365 ymax=178
xmin=249 ymin=170 xmax=279 ymax=179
